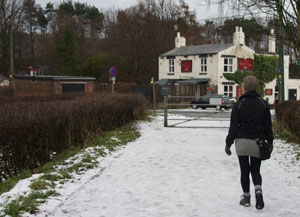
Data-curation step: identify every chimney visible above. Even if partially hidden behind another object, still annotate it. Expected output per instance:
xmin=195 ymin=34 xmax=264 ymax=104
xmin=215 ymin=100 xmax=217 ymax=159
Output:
xmin=233 ymin=26 xmax=245 ymax=46
xmin=233 ymin=26 xmax=239 ymax=45
xmin=268 ymin=29 xmax=276 ymax=53
xmin=239 ymin=27 xmax=245 ymax=45
xmin=175 ymin=32 xmax=186 ymax=48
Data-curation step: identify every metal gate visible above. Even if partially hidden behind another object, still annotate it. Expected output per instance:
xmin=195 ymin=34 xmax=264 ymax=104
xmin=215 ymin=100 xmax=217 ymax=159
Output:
xmin=162 ymin=95 xmax=231 ymax=128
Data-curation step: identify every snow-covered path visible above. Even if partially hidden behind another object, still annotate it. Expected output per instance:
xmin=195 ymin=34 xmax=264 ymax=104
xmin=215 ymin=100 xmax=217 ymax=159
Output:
xmin=34 ymin=115 xmax=300 ymax=217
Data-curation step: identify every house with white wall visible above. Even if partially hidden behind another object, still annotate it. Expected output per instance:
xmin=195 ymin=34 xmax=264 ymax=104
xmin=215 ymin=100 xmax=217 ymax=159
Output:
xmin=158 ymin=27 xmax=299 ymax=104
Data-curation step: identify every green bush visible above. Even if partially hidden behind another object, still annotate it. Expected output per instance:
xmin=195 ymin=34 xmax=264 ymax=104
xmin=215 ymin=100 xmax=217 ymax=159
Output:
xmin=0 ymin=93 xmax=147 ymax=181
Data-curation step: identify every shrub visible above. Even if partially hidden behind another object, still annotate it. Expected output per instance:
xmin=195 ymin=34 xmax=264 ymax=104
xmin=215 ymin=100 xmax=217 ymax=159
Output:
xmin=0 ymin=93 xmax=147 ymax=181
xmin=276 ymin=101 xmax=300 ymax=140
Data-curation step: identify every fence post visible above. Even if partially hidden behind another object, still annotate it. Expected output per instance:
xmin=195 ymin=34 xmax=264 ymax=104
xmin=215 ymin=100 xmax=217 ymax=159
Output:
xmin=164 ymin=95 xmax=168 ymax=127
xmin=152 ymin=78 xmax=156 ymax=114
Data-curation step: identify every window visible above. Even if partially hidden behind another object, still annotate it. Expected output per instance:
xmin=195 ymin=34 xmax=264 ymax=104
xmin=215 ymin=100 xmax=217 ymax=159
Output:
xmin=224 ymin=58 xmax=233 ymax=72
xmin=224 ymin=85 xmax=233 ymax=98
xmin=200 ymin=58 xmax=207 ymax=74
xmin=169 ymin=59 xmax=175 ymax=73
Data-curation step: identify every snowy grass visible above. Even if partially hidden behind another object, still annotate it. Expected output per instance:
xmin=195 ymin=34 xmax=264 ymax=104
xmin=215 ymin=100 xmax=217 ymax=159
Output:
xmin=0 ymin=170 xmax=32 ymax=195
xmin=2 ymin=190 xmax=59 ymax=217
xmin=0 ymin=123 xmax=143 ymax=217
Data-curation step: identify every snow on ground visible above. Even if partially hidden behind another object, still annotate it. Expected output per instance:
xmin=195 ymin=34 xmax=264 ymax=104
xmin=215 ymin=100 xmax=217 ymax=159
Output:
xmin=24 ymin=114 xmax=299 ymax=217
xmin=1 ymin=113 xmax=299 ymax=217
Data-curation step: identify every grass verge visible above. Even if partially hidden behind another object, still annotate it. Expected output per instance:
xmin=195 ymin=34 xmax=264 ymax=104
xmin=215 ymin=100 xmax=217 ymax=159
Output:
xmin=273 ymin=121 xmax=300 ymax=160
xmin=2 ymin=190 xmax=59 ymax=217
xmin=0 ymin=122 xmax=143 ymax=217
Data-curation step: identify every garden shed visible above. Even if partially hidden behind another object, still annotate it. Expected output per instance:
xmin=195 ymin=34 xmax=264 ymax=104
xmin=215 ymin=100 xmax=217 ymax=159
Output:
xmin=14 ymin=75 xmax=96 ymax=97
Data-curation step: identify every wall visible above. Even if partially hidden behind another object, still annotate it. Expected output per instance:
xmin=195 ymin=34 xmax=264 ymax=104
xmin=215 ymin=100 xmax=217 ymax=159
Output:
xmin=85 ymin=81 xmax=94 ymax=93
xmin=159 ymin=54 xmax=218 ymax=81
xmin=15 ymin=79 xmax=54 ymax=97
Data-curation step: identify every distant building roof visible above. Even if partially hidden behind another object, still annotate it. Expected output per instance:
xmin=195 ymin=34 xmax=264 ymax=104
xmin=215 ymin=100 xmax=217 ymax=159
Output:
xmin=160 ymin=43 xmax=234 ymax=57
xmin=14 ymin=75 xmax=96 ymax=81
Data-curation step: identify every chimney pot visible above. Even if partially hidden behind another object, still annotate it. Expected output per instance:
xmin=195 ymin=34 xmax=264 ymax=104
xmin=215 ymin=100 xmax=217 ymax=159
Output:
xmin=175 ymin=32 xmax=186 ymax=48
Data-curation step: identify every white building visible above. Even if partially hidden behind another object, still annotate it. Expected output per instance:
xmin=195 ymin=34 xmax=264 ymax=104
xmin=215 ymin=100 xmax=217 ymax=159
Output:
xmin=158 ymin=27 xmax=300 ymax=104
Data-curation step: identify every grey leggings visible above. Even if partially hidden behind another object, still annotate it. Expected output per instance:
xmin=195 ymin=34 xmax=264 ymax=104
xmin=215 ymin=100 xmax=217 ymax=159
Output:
xmin=238 ymin=156 xmax=262 ymax=193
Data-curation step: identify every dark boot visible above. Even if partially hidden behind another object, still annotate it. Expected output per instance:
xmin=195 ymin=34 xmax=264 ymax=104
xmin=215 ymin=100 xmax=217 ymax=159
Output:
xmin=240 ymin=194 xmax=251 ymax=207
xmin=255 ymin=189 xmax=264 ymax=210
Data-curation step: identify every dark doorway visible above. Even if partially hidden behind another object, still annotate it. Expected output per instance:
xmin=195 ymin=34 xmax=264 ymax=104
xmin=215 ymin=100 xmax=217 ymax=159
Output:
xmin=62 ymin=83 xmax=85 ymax=93
xmin=288 ymin=89 xmax=297 ymax=100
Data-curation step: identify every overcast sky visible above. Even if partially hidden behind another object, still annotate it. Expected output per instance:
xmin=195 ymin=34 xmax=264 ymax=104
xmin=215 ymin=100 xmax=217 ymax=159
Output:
xmin=35 ymin=0 xmax=220 ymax=21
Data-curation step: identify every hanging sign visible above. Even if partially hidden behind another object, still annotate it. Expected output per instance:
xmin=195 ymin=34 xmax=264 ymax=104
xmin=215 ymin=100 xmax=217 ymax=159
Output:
xmin=265 ymin=89 xmax=273 ymax=96
xmin=181 ymin=60 xmax=192 ymax=72
xmin=238 ymin=59 xmax=253 ymax=71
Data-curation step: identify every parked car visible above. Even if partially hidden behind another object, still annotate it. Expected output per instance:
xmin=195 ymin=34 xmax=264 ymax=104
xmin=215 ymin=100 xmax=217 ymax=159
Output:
xmin=190 ymin=94 xmax=232 ymax=110
xmin=230 ymin=97 xmax=237 ymax=104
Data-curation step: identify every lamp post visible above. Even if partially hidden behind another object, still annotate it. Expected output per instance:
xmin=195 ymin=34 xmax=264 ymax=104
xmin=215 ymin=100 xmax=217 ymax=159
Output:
xmin=9 ymin=15 xmax=15 ymax=97
xmin=280 ymin=0 xmax=285 ymax=102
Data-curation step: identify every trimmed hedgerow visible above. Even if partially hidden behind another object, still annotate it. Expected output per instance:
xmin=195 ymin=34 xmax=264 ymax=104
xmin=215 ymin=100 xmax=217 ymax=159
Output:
xmin=0 ymin=93 xmax=147 ymax=181
xmin=276 ymin=101 xmax=300 ymax=140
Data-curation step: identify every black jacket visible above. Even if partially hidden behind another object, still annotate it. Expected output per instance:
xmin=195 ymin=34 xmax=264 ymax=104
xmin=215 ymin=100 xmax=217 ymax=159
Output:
xmin=226 ymin=91 xmax=274 ymax=147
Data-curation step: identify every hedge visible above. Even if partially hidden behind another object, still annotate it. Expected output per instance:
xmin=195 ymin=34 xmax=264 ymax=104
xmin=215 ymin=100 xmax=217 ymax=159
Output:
xmin=276 ymin=101 xmax=300 ymax=139
xmin=0 ymin=93 xmax=147 ymax=181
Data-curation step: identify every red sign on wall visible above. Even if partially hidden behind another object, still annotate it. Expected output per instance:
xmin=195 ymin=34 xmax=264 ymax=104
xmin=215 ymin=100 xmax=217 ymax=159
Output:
xmin=181 ymin=60 xmax=192 ymax=72
xmin=238 ymin=58 xmax=253 ymax=71
xmin=265 ymin=89 xmax=273 ymax=96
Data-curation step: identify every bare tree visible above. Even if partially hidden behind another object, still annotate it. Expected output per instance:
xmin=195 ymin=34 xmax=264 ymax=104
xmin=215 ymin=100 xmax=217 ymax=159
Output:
xmin=23 ymin=0 xmax=38 ymax=60
xmin=202 ymin=0 xmax=300 ymax=58
xmin=0 ymin=0 xmax=23 ymax=74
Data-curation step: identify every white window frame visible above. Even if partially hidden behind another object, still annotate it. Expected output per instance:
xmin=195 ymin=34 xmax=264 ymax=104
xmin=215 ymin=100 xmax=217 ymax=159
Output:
xmin=224 ymin=58 xmax=233 ymax=73
xmin=224 ymin=85 xmax=233 ymax=98
xmin=169 ymin=59 xmax=175 ymax=73
xmin=200 ymin=58 xmax=207 ymax=74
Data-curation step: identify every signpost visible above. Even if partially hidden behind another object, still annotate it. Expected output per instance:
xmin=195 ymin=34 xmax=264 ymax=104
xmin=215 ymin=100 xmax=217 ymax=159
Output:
xmin=109 ymin=67 xmax=117 ymax=93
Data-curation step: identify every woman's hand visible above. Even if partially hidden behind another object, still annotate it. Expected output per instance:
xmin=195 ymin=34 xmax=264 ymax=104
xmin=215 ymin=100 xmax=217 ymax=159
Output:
xmin=225 ymin=146 xmax=232 ymax=156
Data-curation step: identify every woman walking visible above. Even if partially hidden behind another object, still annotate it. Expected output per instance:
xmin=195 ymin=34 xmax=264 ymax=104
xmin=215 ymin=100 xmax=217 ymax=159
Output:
xmin=225 ymin=76 xmax=274 ymax=210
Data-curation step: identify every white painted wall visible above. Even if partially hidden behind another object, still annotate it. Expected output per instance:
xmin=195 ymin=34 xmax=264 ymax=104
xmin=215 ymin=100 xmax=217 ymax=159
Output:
xmin=286 ymin=79 xmax=300 ymax=100
xmin=217 ymin=45 xmax=254 ymax=97
xmin=159 ymin=54 xmax=218 ymax=80
xmin=285 ymin=56 xmax=300 ymax=101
